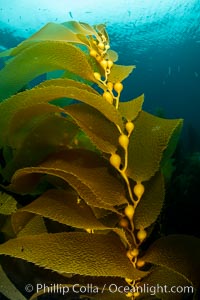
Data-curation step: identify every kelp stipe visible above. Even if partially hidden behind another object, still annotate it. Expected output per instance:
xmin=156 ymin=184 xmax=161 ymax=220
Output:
xmin=0 ymin=21 xmax=199 ymax=300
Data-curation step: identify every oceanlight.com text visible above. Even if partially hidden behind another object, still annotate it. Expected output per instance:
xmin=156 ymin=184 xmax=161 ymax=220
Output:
xmin=24 ymin=283 xmax=194 ymax=296
xmin=108 ymin=283 xmax=194 ymax=295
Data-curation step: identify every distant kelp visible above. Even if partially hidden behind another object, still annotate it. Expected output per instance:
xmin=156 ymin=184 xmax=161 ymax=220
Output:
xmin=0 ymin=20 xmax=199 ymax=300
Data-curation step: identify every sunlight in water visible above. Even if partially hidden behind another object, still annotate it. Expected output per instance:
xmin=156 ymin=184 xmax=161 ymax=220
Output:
xmin=0 ymin=0 xmax=198 ymax=37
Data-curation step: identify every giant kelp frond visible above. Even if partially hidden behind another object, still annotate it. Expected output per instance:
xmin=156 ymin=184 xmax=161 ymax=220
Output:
xmin=0 ymin=20 xmax=198 ymax=300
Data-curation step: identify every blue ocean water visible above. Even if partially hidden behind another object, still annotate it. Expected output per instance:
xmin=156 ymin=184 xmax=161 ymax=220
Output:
xmin=107 ymin=2 xmax=200 ymax=153
xmin=0 ymin=0 xmax=200 ymax=153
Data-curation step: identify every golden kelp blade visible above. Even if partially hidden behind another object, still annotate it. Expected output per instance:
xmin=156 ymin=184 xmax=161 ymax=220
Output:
xmin=0 ymin=85 xmax=123 ymax=146
xmin=133 ymin=172 xmax=165 ymax=229
xmin=10 ymin=22 xmax=84 ymax=56
xmin=108 ymin=64 xmax=135 ymax=83
xmin=0 ymin=192 xmax=17 ymax=215
xmin=9 ymin=149 xmax=128 ymax=210
xmin=7 ymin=21 xmax=107 ymax=57
xmin=0 ymin=232 xmax=146 ymax=279
xmin=64 ymin=103 xmax=119 ymax=153
xmin=127 ymin=112 xmax=183 ymax=182
xmin=0 ymin=41 xmax=95 ymax=100
xmin=12 ymin=189 xmax=107 ymax=233
xmin=63 ymin=21 xmax=101 ymax=39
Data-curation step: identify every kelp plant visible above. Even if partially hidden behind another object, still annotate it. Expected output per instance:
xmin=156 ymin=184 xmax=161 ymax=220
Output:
xmin=0 ymin=21 xmax=199 ymax=300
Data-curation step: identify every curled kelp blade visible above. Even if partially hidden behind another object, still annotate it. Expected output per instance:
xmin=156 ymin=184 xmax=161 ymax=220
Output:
xmin=0 ymin=84 xmax=123 ymax=147
xmin=0 ymin=41 xmax=95 ymax=101
xmin=7 ymin=21 xmax=107 ymax=57
xmin=63 ymin=21 xmax=108 ymax=45
xmin=11 ymin=189 xmax=107 ymax=234
xmin=10 ymin=22 xmax=84 ymax=57
xmin=63 ymin=21 xmax=98 ymax=38
xmin=36 ymin=78 xmax=99 ymax=94
xmin=11 ymin=188 xmax=130 ymax=248
xmin=0 ymin=232 xmax=146 ymax=279
xmin=9 ymin=149 xmax=128 ymax=212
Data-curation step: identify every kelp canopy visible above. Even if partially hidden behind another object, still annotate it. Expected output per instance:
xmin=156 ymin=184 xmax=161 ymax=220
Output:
xmin=0 ymin=20 xmax=199 ymax=300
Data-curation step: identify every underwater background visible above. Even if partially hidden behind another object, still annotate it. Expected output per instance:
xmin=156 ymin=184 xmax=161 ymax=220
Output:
xmin=0 ymin=1 xmax=200 ymax=300
xmin=0 ymin=0 xmax=200 ymax=237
